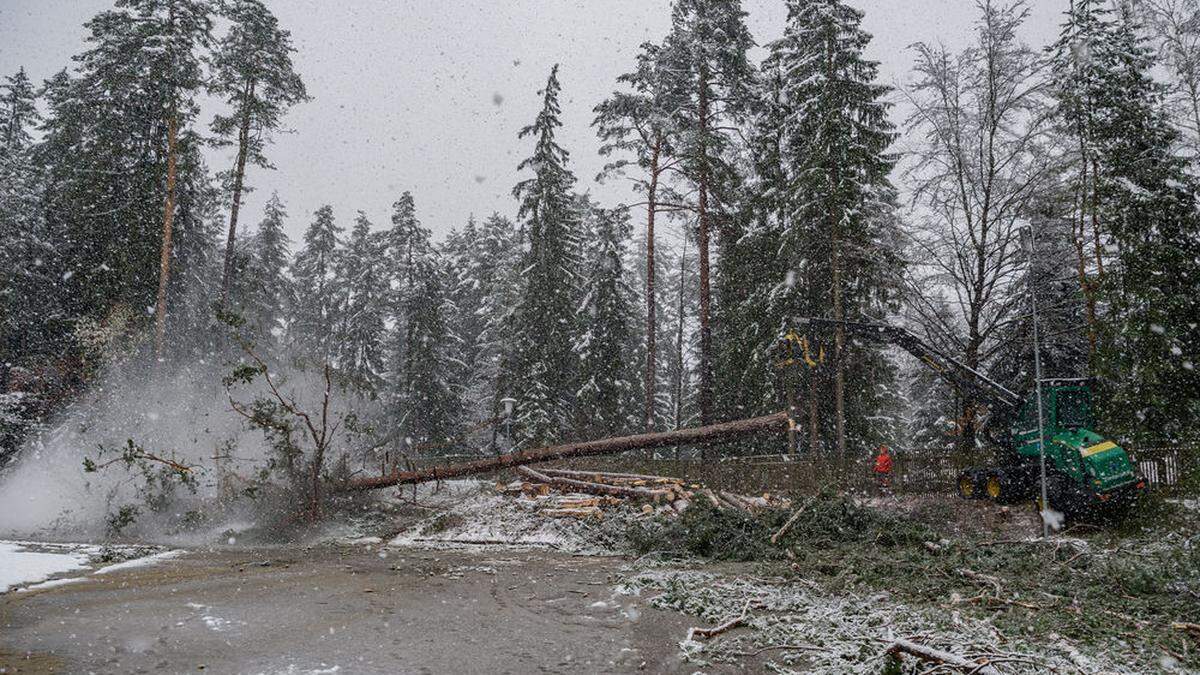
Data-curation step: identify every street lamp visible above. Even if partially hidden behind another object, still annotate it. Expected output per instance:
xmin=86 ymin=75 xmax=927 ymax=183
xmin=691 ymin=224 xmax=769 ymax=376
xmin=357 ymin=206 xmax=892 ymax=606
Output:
xmin=500 ymin=397 xmax=516 ymax=454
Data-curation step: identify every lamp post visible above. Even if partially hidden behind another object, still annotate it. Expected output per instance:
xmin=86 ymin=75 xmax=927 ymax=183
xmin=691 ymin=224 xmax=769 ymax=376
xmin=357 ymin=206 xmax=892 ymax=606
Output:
xmin=500 ymin=397 xmax=516 ymax=454
xmin=1022 ymin=226 xmax=1050 ymax=539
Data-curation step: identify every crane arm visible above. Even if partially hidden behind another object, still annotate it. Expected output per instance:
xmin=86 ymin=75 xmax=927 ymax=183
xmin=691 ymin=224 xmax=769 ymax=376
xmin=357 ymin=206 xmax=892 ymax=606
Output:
xmin=794 ymin=317 xmax=1022 ymax=413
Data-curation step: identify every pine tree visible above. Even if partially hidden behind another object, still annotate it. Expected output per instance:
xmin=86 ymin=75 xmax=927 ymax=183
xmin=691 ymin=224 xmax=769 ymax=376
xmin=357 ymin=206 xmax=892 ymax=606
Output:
xmin=162 ymin=132 xmax=222 ymax=361
xmin=661 ymin=0 xmax=755 ymax=425
xmin=334 ymin=212 xmax=388 ymax=390
xmin=210 ymin=0 xmax=308 ymax=303
xmin=122 ymin=0 xmax=217 ymax=361
xmin=288 ymin=205 xmax=342 ymax=362
xmin=762 ymin=0 xmax=901 ymax=454
xmin=34 ymin=1 xmax=214 ymax=360
xmin=594 ymin=41 xmax=683 ymax=431
xmin=509 ymin=64 xmax=584 ymax=445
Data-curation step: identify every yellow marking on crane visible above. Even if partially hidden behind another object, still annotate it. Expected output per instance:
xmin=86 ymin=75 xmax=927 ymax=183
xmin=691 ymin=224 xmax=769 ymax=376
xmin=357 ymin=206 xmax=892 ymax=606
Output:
xmin=1081 ymin=440 xmax=1118 ymax=458
xmin=803 ymin=337 xmax=819 ymax=367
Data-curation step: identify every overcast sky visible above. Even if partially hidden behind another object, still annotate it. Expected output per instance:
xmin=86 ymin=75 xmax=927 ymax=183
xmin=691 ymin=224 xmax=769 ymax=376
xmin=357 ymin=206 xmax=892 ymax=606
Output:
xmin=0 ymin=0 xmax=1065 ymax=242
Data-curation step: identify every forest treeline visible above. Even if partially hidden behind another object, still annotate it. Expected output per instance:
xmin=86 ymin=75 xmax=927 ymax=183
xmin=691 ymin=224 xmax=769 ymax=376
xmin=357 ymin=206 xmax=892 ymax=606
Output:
xmin=1 ymin=0 xmax=1199 ymax=466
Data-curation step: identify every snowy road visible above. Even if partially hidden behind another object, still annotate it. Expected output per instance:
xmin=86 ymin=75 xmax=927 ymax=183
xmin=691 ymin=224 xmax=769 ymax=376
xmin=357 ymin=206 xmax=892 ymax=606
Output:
xmin=0 ymin=544 xmax=704 ymax=674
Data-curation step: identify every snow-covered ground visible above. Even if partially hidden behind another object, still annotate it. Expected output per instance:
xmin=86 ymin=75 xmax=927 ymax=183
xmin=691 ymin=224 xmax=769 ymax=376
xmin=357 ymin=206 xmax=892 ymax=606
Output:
xmin=615 ymin=563 xmax=1149 ymax=674
xmin=0 ymin=541 xmax=92 ymax=592
xmin=0 ymin=540 xmax=180 ymax=593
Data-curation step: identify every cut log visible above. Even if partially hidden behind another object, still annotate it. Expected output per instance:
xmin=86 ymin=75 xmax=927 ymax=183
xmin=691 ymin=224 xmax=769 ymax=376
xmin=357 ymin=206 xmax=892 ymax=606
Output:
xmin=885 ymin=638 xmax=1000 ymax=675
xmin=541 ymin=468 xmax=685 ymax=484
xmin=720 ymin=491 xmax=756 ymax=511
xmin=340 ymin=411 xmax=788 ymax=492
xmin=518 ymin=465 xmax=671 ymax=499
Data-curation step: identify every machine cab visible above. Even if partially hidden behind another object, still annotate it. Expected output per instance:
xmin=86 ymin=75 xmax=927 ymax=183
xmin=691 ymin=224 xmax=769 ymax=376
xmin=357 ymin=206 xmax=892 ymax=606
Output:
xmin=1011 ymin=379 xmax=1095 ymax=446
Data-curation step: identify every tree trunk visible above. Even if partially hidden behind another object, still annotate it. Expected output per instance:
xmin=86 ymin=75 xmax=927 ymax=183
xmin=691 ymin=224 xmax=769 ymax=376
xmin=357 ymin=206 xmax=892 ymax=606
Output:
xmin=673 ymin=238 xmax=687 ymax=458
xmin=807 ymin=371 xmax=819 ymax=453
xmin=517 ymin=465 xmax=671 ymax=499
xmin=960 ymin=339 xmax=981 ymax=454
xmin=1073 ymin=144 xmax=1098 ymax=359
xmin=339 ymin=411 xmax=789 ymax=491
xmin=220 ymin=81 xmax=255 ymax=306
xmin=154 ymin=113 xmax=179 ymax=364
xmin=697 ymin=65 xmax=714 ymax=431
xmin=644 ymin=137 xmax=661 ymax=432
xmin=829 ymin=186 xmax=846 ymax=455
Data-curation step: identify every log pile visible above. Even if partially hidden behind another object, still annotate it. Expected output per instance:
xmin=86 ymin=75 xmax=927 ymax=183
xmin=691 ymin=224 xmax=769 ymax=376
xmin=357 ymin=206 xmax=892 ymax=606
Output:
xmin=497 ymin=466 xmax=790 ymax=519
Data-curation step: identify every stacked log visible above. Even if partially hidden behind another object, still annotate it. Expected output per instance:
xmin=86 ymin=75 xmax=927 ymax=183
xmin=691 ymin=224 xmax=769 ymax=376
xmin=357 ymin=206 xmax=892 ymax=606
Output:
xmin=509 ymin=466 xmax=789 ymax=519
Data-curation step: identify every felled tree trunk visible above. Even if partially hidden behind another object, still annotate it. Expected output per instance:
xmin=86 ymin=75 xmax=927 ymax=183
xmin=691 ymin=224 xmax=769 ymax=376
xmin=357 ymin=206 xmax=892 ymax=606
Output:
xmin=517 ymin=466 xmax=670 ymax=499
xmin=338 ymin=411 xmax=788 ymax=492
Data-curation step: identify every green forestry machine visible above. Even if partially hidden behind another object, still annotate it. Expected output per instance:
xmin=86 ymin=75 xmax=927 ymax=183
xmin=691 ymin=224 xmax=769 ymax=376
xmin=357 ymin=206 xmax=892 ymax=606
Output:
xmin=794 ymin=318 xmax=1146 ymax=517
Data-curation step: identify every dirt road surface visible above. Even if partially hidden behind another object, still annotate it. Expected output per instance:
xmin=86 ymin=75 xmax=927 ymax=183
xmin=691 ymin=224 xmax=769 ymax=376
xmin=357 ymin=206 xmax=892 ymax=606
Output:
xmin=0 ymin=544 xmax=700 ymax=674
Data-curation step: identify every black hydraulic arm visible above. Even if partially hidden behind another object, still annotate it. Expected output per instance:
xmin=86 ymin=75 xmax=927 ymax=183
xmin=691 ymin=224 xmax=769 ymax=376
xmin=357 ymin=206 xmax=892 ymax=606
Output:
xmin=795 ymin=317 xmax=1022 ymax=413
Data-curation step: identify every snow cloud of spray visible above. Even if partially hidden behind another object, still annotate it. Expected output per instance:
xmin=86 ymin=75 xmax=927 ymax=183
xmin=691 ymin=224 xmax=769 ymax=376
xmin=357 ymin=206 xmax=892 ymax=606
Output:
xmin=0 ymin=358 xmax=371 ymax=543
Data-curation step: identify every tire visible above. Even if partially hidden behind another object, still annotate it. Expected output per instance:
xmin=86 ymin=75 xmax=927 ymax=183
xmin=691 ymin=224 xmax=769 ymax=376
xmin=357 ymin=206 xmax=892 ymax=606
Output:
xmin=985 ymin=469 xmax=1024 ymax=505
xmin=984 ymin=470 xmax=1004 ymax=502
xmin=957 ymin=470 xmax=983 ymax=500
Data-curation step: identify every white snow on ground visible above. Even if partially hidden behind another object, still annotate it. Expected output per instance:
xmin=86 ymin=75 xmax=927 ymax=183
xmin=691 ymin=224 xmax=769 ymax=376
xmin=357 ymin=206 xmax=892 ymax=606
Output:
xmin=0 ymin=540 xmax=182 ymax=593
xmin=16 ymin=576 xmax=92 ymax=593
xmin=615 ymin=565 xmax=1145 ymax=674
xmin=92 ymin=549 xmax=184 ymax=574
xmin=0 ymin=541 xmax=92 ymax=592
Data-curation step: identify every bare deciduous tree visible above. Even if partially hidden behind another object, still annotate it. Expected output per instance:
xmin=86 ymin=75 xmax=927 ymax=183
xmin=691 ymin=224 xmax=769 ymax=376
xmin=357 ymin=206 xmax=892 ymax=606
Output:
xmin=1142 ymin=0 xmax=1200 ymax=160
xmin=903 ymin=0 xmax=1053 ymax=451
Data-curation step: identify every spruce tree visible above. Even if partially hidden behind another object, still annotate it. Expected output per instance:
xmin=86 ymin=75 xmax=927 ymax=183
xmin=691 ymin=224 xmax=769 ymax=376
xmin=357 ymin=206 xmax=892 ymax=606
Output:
xmin=509 ymin=65 xmax=584 ymax=445
xmin=397 ymin=255 xmax=461 ymax=448
xmin=762 ymin=0 xmax=901 ymax=454
xmin=288 ymin=205 xmax=342 ymax=362
xmin=443 ymin=214 xmax=523 ymax=441
xmin=334 ymin=212 xmax=388 ymax=391
xmin=576 ymin=202 xmax=638 ymax=438
xmin=210 ymin=0 xmax=308 ymax=303
xmin=1052 ymin=1 xmax=1200 ymax=438
xmin=0 ymin=67 xmax=49 ymax=458
xmin=243 ymin=193 xmax=293 ymax=345
xmin=383 ymin=191 xmax=431 ymax=416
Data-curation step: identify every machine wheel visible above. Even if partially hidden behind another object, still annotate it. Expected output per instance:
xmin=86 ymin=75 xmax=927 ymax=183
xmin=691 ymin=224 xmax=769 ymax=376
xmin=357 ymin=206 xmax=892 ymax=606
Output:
xmin=985 ymin=471 xmax=1003 ymax=501
xmin=957 ymin=470 xmax=983 ymax=500
xmin=984 ymin=469 xmax=1023 ymax=505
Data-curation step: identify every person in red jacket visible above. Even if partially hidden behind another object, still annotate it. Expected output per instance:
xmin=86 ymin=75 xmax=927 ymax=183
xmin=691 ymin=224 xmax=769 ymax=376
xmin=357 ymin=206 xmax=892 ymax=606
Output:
xmin=873 ymin=445 xmax=893 ymax=491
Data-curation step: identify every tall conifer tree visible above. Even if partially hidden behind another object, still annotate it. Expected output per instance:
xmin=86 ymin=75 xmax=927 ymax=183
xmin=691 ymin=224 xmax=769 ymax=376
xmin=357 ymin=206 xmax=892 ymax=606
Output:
xmin=510 ymin=65 xmax=583 ymax=445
